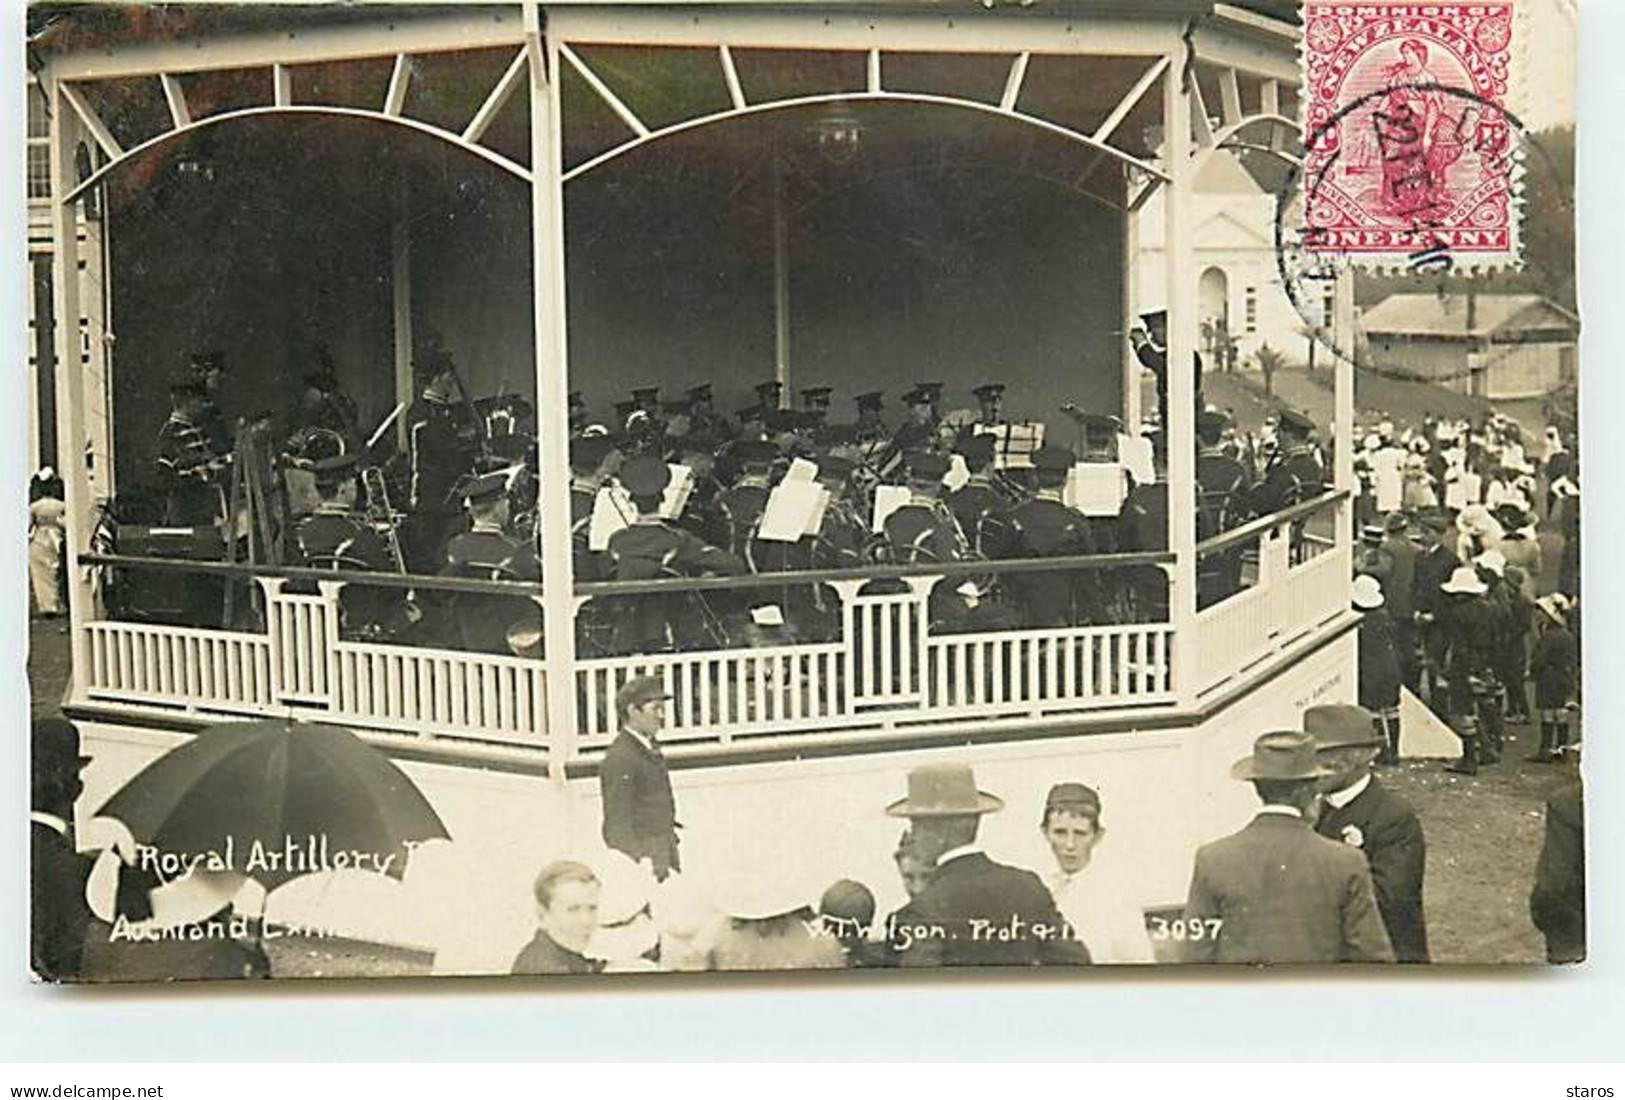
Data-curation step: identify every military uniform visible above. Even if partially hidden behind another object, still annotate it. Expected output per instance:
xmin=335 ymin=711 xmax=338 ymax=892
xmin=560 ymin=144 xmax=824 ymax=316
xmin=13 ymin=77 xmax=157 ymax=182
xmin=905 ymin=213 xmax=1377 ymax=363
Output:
xmin=1003 ymin=493 xmax=1100 ymax=628
xmin=441 ymin=524 xmax=540 ymax=656
xmin=405 ymin=389 xmax=478 ymax=571
xmin=607 ymin=456 xmax=746 ymax=653
xmin=1195 ymin=412 xmax=1253 ymax=608
xmin=154 ymin=409 xmax=224 ymax=526
xmin=1252 ymin=441 xmax=1326 ymax=515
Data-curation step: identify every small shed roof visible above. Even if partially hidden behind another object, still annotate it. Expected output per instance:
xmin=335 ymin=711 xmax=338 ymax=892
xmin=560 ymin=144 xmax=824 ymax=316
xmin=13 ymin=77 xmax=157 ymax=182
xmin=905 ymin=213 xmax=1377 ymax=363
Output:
xmin=1360 ymin=293 xmax=1579 ymax=340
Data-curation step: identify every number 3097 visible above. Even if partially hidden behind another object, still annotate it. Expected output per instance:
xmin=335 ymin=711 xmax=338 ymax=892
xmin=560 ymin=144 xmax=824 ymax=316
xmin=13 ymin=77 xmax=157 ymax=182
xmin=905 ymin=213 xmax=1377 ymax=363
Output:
xmin=1150 ymin=917 xmax=1224 ymax=941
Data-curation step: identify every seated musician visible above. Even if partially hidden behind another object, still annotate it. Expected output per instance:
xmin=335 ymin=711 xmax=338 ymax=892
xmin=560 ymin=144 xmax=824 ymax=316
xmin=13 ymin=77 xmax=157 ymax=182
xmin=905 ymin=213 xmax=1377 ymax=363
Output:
xmin=293 ymin=453 xmax=407 ymax=639
xmin=715 ymin=440 xmax=778 ymax=566
xmin=440 ymin=471 xmax=540 ymax=656
xmin=1251 ymin=407 xmax=1325 ymax=515
xmin=1001 ymin=445 xmax=1103 ymax=628
xmin=404 ymin=342 xmax=479 ymax=572
xmin=606 ymin=456 xmax=746 ymax=654
xmin=154 ymin=381 xmax=227 ymax=527
xmin=879 ymin=451 xmax=985 ymax=630
xmin=945 ymin=434 xmax=1013 ymax=558
xmin=881 ymin=388 xmax=939 ymax=477
xmin=1196 ymin=409 xmax=1253 ymax=609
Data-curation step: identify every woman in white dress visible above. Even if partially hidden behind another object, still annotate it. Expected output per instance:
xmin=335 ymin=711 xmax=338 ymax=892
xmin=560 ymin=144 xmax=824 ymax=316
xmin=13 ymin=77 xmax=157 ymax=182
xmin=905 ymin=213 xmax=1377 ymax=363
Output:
xmin=1038 ymin=783 xmax=1154 ymax=964
xmin=28 ymin=471 xmax=66 ymax=617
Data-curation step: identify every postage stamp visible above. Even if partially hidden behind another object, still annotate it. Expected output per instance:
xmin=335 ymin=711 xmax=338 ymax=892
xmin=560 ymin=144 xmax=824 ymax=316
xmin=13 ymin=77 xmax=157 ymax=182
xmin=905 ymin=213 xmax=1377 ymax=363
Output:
xmin=1300 ymin=1 xmax=1521 ymax=271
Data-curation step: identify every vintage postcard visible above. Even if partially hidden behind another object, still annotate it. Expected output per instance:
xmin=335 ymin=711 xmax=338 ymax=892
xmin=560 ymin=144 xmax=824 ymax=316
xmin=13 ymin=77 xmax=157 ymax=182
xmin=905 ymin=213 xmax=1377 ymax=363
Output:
xmin=24 ymin=0 xmax=1582 ymax=984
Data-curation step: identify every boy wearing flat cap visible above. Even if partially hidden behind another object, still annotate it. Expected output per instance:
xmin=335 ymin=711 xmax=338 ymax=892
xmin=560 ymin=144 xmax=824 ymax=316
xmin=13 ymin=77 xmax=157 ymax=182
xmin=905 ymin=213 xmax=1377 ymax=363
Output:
xmin=1183 ymin=731 xmax=1394 ymax=964
xmin=601 ymin=676 xmax=682 ymax=880
xmin=1307 ymin=704 xmax=1429 ymax=963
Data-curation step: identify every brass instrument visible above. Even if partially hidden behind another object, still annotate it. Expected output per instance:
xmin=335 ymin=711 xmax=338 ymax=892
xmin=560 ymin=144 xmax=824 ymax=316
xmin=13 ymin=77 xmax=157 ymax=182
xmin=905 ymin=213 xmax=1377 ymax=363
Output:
xmin=361 ymin=464 xmax=422 ymax=624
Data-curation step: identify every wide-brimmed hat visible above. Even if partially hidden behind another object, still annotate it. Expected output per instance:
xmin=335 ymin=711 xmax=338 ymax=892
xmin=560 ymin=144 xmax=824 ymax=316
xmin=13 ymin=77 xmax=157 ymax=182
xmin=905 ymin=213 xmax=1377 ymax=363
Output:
xmin=585 ymin=851 xmax=659 ymax=962
xmin=1304 ymin=703 xmax=1384 ymax=751
xmin=1352 ymin=574 xmax=1385 ymax=610
xmin=1441 ymin=565 xmax=1488 ymax=595
xmin=1475 ymin=548 xmax=1507 ymax=577
xmin=1456 ymin=504 xmax=1498 ymax=537
xmin=1536 ymin=596 xmax=1569 ymax=627
xmin=885 ymin=763 xmax=1004 ymax=817
xmin=1230 ymin=730 xmax=1335 ymax=781
xmin=714 ymin=872 xmax=812 ymax=922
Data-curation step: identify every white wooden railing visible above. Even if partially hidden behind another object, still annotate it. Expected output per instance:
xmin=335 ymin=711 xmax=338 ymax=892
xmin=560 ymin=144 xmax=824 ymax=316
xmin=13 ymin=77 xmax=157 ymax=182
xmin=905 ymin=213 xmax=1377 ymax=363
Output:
xmin=1192 ymin=495 xmax=1352 ymax=698
xmin=78 ymin=508 xmax=1352 ymax=754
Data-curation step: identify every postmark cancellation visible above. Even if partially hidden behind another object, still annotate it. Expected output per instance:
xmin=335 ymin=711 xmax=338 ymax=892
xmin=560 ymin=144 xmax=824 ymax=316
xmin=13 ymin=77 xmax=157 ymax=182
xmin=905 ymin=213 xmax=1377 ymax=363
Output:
xmin=1299 ymin=2 xmax=1523 ymax=272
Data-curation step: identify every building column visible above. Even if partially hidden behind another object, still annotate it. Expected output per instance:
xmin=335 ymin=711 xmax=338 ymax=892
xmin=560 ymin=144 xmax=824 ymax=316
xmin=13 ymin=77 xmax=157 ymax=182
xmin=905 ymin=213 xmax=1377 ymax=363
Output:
xmin=1122 ymin=206 xmax=1141 ymax=427
xmin=528 ymin=5 xmax=581 ymax=781
xmin=391 ymin=178 xmax=414 ymax=449
xmin=772 ymin=153 xmax=790 ymax=404
xmin=1162 ymin=48 xmax=1199 ymax=708
xmin=1332 ymin=268 xmax=1356 ymax=549
xmin=47 ymin=78 xmax=96 ymax=697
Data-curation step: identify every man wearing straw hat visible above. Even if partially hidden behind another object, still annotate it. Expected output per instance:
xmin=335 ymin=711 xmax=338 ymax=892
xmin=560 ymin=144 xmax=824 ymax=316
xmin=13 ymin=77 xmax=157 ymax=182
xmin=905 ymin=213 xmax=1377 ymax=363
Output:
xmin=1182 ymin=731 xmax=1393 ymax=964
xmin=1438 ymin=564 xmax=1501 ymax=774
xmin=886 ymin=763 xmax=1089 ymax=968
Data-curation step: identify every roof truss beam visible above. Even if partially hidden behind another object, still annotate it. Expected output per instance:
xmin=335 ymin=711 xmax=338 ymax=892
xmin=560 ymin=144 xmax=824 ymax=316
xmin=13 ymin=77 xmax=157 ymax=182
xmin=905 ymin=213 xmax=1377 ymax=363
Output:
xmin=463 ymin=46 xmax=528 ymax=143
xmin=59 ymin=82 xmax=123 ymax=159
xmin=559 ymin=42 xmax=649 ymax=138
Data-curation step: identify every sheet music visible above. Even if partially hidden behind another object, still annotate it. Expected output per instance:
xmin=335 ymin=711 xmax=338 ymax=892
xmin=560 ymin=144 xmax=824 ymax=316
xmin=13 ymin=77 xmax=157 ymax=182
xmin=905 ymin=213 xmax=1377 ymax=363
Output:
xmin=871 ymin=485 xmax=912 ymax=533
xmin=976 ymin=421 xmax=1043 ymax=469
xmin=1117 ymin=433 xmax=1154 ymax=485
xmin=1064 ymin=462 xmax=1127 ymax=517
xmin=589 ymin=484 xmax=635 ymax=551
xmin=759 ymin=479 xmax=826 ymax=542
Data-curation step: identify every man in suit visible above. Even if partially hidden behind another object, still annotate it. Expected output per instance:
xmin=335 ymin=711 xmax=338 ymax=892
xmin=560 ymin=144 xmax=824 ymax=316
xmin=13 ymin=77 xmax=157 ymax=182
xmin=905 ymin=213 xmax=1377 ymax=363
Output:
xmin=1380 ymin=512 xmax=1420 ymax=692
xmin=885 ymin=763 xmax=1090 ymax=968
xmin=1183 ymin=730 xmax=1394 ymax=964
xmin=1530 ymin=746 xmax=1585 ymax=963
xmin=1308 ymin=704 xmax=1430 ymax=962
xmin=600 ymin=676 xmax=681 ymax=881
xmin=31 ymin=718 xmax=93 ymax=981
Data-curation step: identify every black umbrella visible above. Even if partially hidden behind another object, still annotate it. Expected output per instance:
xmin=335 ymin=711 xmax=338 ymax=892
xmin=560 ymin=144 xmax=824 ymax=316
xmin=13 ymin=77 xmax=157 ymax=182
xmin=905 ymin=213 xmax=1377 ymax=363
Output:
xmin=96 ymin=719 xmax=450 ymax=889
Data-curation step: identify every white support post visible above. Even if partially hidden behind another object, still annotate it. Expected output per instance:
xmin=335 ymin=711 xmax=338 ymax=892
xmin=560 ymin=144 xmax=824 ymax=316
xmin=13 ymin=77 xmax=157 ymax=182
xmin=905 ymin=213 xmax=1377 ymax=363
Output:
xmin=273 ymin=63 xmax=293 ymax=107
xmin=1163 ymin=48 xmax=1199 ymax=707
xmin=867 ymin=48 xmax=882 ymax=94
xmin=1190 ymin=76 xmax=1215 ymax=149
xmin=384 ymin=53 xmax=412 ymax=116
xmin=391 ymin=178 xmax=414 ymax=450
xmin=1218 ymin=67 xmax=1242 ymax=127
xmin=160 ymin=73 xmax=191 ymax=128
xmin=999 ymin=52 xmax=1029 ymax=112
xmin=719 ymin=45 xmax=746 ymax=110
xmin=47 ymin=81 xmax=96 ymax=700
xmin=1332 ymin=269 xmax=1356 ymax=550
xmin=1122 ymin=205 xmax=1141 ymax=429
xmin=773 ymin=155 xmax=790 ymax=399
xmin=529 ymin=6 xmax=582 ymax=781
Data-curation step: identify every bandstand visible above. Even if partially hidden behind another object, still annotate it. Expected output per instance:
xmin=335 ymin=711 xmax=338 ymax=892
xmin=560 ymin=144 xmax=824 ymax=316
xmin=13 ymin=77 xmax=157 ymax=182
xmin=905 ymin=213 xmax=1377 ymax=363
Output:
xmin=34 ymin=1 xmax=1361 ymax=962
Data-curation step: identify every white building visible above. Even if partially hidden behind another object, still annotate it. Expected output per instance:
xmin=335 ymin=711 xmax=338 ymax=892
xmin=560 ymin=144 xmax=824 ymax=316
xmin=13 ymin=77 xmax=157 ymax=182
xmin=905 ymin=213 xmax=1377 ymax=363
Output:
xmin=1134 ymin=148 xmax=1324 ymax=368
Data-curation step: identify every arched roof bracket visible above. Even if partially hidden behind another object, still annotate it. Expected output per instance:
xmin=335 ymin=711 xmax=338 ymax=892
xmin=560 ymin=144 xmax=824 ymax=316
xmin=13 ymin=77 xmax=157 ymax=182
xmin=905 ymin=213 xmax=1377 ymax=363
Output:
xmin=61 ymin=103 xmax=532 ymax=206
xmin=560 ymin=91 xmax=1170 ymax=194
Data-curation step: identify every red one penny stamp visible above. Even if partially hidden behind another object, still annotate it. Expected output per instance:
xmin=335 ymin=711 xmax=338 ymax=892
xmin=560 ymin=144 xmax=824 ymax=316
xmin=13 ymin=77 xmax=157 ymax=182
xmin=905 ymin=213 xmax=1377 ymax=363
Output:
xmin=1300 ymin=2 xmax=1520 ymax=270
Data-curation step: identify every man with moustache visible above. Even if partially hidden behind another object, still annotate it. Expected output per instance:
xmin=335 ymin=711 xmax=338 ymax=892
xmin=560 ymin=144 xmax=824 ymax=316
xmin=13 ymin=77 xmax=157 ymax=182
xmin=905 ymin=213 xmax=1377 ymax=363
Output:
xmin=1307 ymin=704 xmax=1429 ymax=963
